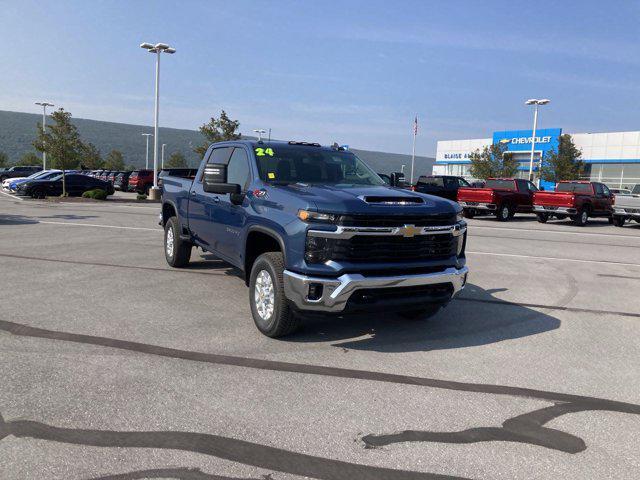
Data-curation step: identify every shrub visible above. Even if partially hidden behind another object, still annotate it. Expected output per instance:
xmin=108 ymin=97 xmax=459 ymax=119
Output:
xmin=82 ymin=188 xmax=108 ymax=200
xmin=136 ymin=193 xmax=147 ymax=200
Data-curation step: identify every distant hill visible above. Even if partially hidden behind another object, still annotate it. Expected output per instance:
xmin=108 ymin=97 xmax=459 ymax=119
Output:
xmin=0 ymin=110 xmax=434 ymax=175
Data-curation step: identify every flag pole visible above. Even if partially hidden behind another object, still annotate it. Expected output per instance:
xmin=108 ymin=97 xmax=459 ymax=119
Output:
xmin=410 ymin=116 xmax=417 ymax=185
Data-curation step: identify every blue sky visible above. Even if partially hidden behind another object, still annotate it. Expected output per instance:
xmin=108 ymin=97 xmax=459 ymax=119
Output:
xmin=2 ymin=0 xmax=640 ymax=156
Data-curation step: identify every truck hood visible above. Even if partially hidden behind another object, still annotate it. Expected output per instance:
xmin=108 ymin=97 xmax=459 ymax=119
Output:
xmin=272 ymin=184 xmax=459 ymax=215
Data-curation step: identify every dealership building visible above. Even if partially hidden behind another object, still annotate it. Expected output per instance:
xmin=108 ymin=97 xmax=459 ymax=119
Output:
xmin=433 ymin=128 xmax=640 ymax=190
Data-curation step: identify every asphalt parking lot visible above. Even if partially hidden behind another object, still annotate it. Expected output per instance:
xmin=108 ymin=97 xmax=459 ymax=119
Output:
xmin=1 ymin=192 xmax=639 ymax=480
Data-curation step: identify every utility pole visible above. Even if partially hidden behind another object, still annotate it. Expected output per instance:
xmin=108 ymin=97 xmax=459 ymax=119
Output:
xmin=35 ymin=102 xmax=54 ymax=169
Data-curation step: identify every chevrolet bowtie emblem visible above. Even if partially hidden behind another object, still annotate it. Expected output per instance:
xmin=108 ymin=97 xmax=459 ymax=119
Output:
xmin=399 ymin=224 xmax=422 ymax=237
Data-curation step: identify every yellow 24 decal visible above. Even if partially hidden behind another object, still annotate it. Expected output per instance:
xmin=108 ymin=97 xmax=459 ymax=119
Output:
xmin=255 ymin=148 xmax=274 ymax=157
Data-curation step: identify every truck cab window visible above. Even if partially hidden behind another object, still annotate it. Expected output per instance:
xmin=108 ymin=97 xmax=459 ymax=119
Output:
xmin=227 ymin=147 xmax=251 ymax=191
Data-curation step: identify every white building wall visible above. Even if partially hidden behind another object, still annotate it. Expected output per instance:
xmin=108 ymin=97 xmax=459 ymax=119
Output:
xmin=570 ymin=131 xmax=640 ymax=161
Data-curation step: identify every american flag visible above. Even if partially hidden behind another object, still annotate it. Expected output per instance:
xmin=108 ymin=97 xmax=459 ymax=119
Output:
xmin=413 ymin=115 xmax=418 ymax=135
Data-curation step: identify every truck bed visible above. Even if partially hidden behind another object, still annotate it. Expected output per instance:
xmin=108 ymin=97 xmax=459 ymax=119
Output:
xmin=457 ymin=187 xmax=497 ymax=203
xmin=533 ymin=191 xmax=579 ymax=208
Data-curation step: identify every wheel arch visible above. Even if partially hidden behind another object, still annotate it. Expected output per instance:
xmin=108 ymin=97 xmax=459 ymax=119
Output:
xmin=244 ymin=226 xmax=287 ymax=286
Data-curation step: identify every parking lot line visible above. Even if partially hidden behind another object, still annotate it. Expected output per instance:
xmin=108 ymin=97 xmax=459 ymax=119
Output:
xmin=0 ymin=190 xmax=24 ymax=201
xmin=38 ymin=220 xmax=160 ymax=232
xmin=470 ymin=224 xmax=640 ymax=239
xmin=467 ymin=250 xmax=640 ymax=267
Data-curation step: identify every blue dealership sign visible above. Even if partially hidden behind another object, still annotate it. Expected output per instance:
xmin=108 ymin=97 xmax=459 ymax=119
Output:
xmin=492 ymin=128 xmax=562 ymax=154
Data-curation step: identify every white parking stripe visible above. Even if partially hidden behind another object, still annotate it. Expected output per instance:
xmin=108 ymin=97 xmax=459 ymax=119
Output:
xmin=38 ymin=221 xmax=160 ymax=232
xmin=0 ymin=190 xmax=24 ymax=201
xmin=467 ymin=250 xmax=640 ymax=267
xmin=470 ymin=224 xmax=640 ymax=239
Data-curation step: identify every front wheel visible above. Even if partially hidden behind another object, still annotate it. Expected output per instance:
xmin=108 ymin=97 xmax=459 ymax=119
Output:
xmin=31 ymin=187 xmax=46 ymax=199
xmin=536 ymin=213 xmax=549 ymax=223
xmin=613 ymin=216 xmax=626 ymax=227
xmin=249 ymin=252 xmax=300 ymax=338
xmin=164 ymin=217 xmax=192 ymax=267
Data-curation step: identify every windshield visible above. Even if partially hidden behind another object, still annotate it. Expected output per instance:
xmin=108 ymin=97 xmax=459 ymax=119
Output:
xmin=486 ymin=179 xmax=516 ymax=190
xmin=557 ymin=182 xmax=592 ymax=194
xmin=253 ymin=145 xmax=385 ymax=186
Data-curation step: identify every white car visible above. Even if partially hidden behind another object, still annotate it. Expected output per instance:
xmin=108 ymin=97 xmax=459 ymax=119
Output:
xmin=3 ymin=170 xmax=60 ymax=191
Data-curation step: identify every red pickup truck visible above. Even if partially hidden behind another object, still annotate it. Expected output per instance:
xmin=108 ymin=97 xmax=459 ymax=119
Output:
xmin=532 ymin=181 xmax=614 ymax=226
xmin=457 ymin=178 xmax=539 ymax=221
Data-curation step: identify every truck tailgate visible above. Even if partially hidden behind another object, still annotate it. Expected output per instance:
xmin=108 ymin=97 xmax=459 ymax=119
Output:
xmin=533 ymin=191 xmax=575 ymax=207
xmin=457 ymin=188 xmax=495 ymax=203
xmin=615 ymin=194 xmax=640 ymax=210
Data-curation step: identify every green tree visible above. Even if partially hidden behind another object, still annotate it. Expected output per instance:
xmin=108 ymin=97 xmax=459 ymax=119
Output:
xmin=81 ymin=143 xmax=104 ymax=169
xmin=33 ymin=108 xmax=84 ymax=195
xmin=124 ymin=164 xmax=136 ymax=172
xmin=16 ymin=152 xmax=42 ymax=166
xmin=540 ymin=134 xmax=584 ymax=182
xmin=193 ymin=110 xmax=241 ymax=157
xmin=165 ymin=152 xmax=187 ymax=168
xmin=103 ymin=149 xmax=125 ymax=170
xmin=469 ymin=142 xmax=518 ymax=179
xmin=0 ymin=151 xmax=8 ymax=168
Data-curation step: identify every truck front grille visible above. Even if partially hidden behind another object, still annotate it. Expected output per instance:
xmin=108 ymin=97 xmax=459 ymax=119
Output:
xmin=336 ymin=214 xmax=456 ymax=227
xmin=329 ymin=234 xmax=456 ymax=262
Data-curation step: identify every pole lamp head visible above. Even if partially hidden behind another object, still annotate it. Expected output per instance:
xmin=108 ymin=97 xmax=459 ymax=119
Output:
xmin=140 ymin=42 xmax=154 ymax=50
xmin=525 ymin=99 xmax=538 ymax=105
xmin=537 ymin=99 xmax=550 ymax=105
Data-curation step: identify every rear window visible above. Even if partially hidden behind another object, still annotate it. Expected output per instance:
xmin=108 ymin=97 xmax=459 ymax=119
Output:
xmin=557 ymin=182 xmax=592 ymax=194
xmin=417 ymin=176 xmax=444 ymax=187
xmin=486 ymin=179 xmax=516 ymax=190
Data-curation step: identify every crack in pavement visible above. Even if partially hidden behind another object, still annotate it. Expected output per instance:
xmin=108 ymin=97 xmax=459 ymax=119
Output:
xmin=2 ymin=319 xmax=640 ymax=477
xmin=362 ymin=402 xmax=593 ymax=452
xmin=0 ymin=414 xmax=469 ymax=480
xmin=87 ymin=468 xmax=273 ymax=480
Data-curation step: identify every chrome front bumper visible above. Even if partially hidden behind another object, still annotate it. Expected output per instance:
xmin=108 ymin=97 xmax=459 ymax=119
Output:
xmin=283 ymin=266 xmax=469 ymax=313
xmin=533 ymin=205 xmax=577 ymax=215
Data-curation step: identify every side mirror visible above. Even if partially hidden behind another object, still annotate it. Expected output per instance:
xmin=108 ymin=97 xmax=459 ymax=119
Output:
xmin=203 ymin=163 xmax=241 ymax=195
xmin=539 ymin=186 xmax=545 ymax=191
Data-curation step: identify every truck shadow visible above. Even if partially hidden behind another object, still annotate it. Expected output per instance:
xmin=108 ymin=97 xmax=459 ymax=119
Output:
xmin=289 ymin=284 xmax=561 ymax=353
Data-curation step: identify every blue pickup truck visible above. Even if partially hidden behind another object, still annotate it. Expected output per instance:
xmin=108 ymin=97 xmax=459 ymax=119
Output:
xmin=161 ymin=140 xmax=468 ymax=337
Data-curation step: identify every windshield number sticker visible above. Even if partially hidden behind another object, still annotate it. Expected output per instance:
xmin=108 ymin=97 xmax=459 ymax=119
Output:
xmin=267 ymin=172 xmax=275 ymax=179
xmin=255 ymin=148 xmax=274 ymax=157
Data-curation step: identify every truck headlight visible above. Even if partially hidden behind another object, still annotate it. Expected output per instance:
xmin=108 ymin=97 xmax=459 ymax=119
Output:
xmin=304 ymin=235 xmax=334 ymax=263
xmin=456 ymin=230 xmax=467 ymax=257
xmin=298 ymin=210 xmax=339 ymax=223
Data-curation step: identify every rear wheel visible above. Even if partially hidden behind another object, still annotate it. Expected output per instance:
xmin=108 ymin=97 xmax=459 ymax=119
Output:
xmin=572 ymin=208 xmax=589 ymax=226
xmin=249 ymin=252 xmax=299 ymax=338
xmin=536 ymin=213 xmax=549 ymax=223
xmin=164 ymin=217 xmax=192 ymax=267
xmin=496 ymin=203 xmax=511 ymax=221
xmin=613 ymin=216 xmax=626 ymax=227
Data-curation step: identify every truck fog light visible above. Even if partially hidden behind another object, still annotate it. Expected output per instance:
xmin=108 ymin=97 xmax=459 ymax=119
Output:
xmin=308 ymin=283 xmax=323 ymax=301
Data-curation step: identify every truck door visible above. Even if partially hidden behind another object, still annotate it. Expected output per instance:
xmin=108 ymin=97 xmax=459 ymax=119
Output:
xmin=188 ymin=146 xmax=233 ymax=252
xmin=216 ymin=146 xmax=252 ymax=265
xmin=593 ymin=183 xmax=610 ymax=213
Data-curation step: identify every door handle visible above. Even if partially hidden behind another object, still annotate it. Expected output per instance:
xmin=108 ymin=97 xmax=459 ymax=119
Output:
xmin=213 ymin=196 xmax=220 ymax=203
xmin=190 ymin=191 xmax=196 ymax=196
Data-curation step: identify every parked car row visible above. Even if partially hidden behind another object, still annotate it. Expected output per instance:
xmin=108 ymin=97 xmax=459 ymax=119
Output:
xmin=2 ymin=169 xmax=114 ymax=198
xmin=415 ymin=175 xmax=639 ymax=228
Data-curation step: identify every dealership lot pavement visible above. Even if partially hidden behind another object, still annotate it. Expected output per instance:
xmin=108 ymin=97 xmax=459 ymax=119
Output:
xmin=1 ymin=193 xmax=639 ymax=480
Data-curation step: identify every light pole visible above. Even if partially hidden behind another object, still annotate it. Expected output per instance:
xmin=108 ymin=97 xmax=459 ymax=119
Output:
xmin=35 ymin=102 xmax=54 ymax=169
xmin=140 ymin=42 xmax=176 ymax=199
xmin=253 ymin=129 xmax=267 ymax=141
xmin=161 ymin=143 xmax=166 ymax=169
xmin=525 ymin=98 xmax=550 ymax=184
xmin=141 ymin=133 xmax=153 ymax=169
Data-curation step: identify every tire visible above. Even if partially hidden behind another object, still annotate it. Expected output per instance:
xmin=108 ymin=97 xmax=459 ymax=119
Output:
xmin=398 ymin=304 xmax=443 ymax=320
xmin=144 ymin=185 xmax=151 ymax=195
xmin=573 ymin=208 xmax=589 ymax=226
xmin=31 ymin=187 xmax=45 ymax=199
xmin=496 ymin=203 xmax=511 ymax=221
xmin=613 ymin=216 xmax=626 ymax=227
xmin=463 ymin=209 xmax=475 ymax=219
xmin=536 ymin=213 xmax=549 ymax=223
xmin=249 ymin=252 xmax=299 ymax=338
xmin=608 ymin=216 xmax=614 ymax=225
xmin=164 ymin=217 xmax=192 ymax=267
